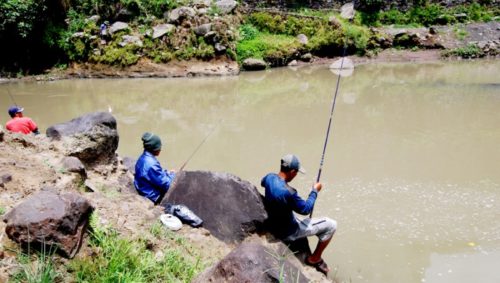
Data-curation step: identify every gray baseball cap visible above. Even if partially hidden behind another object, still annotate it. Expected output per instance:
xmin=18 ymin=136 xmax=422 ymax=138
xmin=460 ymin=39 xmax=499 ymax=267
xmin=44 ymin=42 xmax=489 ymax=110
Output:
xmin=281 ymin=154 xmax=306 ymax=174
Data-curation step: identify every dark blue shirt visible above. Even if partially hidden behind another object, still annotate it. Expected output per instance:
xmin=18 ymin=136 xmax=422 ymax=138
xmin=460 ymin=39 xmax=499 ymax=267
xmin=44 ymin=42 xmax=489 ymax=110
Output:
xmin=134 ymin=151 xmax=175 ymax=203
xmin=261 ymin=173 xmax=317 ymax=239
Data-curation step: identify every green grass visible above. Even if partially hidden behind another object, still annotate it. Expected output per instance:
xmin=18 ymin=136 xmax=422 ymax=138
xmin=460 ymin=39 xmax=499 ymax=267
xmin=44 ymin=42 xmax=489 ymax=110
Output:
xmin=236 ymin=32 xmax=301 ymax=65
xmin=373 ymin=3 xmax=498 ymax=27
xmin=11 ymin=245 xmax=59 ymax=283
xmin=69 ymin=213 xmax=202 ymax=282
xmin=0 ymin=206 xmax=5 ymax=216
xmin=442 ymin=43 xmax=484 ymax=58
xmin=454 ymin=26 xmax=469 ymax=40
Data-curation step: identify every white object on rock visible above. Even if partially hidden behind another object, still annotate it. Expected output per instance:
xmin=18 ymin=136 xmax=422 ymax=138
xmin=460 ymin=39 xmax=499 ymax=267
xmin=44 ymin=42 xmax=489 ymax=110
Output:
xmin=160 ymin=214 xmax=182 ymax=231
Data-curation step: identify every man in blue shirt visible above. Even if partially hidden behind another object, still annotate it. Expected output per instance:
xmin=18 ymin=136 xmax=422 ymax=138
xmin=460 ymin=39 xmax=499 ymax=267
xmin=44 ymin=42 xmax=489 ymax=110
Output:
xmin=262 ymin=154 xmax=337 ymax=276
xmin=134 ymin=132 xmax=176 ymax=204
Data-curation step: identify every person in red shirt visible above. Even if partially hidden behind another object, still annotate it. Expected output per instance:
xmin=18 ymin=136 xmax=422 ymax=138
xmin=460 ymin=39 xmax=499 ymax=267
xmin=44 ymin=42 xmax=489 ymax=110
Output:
xmin=6 ymin=106 xmax=39 ymax=135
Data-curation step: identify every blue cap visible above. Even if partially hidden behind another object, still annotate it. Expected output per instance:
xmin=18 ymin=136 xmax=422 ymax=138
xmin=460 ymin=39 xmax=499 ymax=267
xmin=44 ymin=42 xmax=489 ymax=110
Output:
xmin=8 ymin=106 xmax=23 ymax=117
xmin=281 ymin=154 xmax=306 ymax=174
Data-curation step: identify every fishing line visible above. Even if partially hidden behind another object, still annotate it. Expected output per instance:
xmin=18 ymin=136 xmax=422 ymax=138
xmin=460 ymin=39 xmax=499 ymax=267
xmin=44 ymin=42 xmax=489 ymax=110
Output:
xmin=310 ymin=3 xmax=354 ymax=218
xmin=6 ymin=88 xmax=18 ymax=106
xmin=179 ymin=119 xmax=222 ymax=171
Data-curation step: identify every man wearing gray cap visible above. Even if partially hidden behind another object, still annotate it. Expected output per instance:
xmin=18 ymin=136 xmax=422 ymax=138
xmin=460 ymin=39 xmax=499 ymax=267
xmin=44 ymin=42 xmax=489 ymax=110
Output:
xmin=261 ymin=154 xmax=336 ymax=276
xmin=134 ymin=132 xmax=176 ymax=204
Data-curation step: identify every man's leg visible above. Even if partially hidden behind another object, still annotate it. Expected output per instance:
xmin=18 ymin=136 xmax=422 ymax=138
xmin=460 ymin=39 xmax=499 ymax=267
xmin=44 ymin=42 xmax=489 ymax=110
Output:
xmin=298 ymin=217 xmax=337 ymax=268
xmin=308 ymin=236 xmax=332 ymax=264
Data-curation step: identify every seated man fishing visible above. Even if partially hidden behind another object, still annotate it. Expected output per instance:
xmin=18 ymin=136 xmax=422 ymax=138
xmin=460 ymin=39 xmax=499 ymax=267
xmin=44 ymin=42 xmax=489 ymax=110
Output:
xmin=261 ymin=154 xmax=337 ymax=276
xmin=6 ymin=106 xmax=40 ymax=135
xmin=134 ymin=132 xmax=176 ymax=204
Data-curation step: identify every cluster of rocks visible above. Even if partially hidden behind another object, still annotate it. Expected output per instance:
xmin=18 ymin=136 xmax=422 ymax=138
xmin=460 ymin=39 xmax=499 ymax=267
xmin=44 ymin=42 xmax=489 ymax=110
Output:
xmin=474 ymin=40 xmax=500 ymax=56
xmin=74 ymin=0 xmax=240 ymax=60
xmin=1 ymin=111 xmax=324 ymax=281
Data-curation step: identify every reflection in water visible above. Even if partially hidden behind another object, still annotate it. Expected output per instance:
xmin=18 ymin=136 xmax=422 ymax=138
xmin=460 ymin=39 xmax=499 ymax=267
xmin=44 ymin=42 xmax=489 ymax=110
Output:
xmin=1 ymin=60 xmax=499 ymax=283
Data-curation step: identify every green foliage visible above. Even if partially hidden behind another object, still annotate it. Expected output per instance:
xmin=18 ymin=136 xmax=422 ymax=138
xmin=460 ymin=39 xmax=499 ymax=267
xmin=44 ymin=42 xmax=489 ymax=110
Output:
xmin=57 ymin=9 xmax=99 ymax=61
xmin=71 ymin=0 xmax=185 ymax=19
xmin=70 ymin=213 xmax=201 ymax=282
xmin=0 ymin=207 xmax=5 ymax=216
xmin=239 ymin=24 xmax=259 ymax=41
xmin=454 ymin=26 xmax=468 ymax=40
xmin=379 ymin=9 xmax=408 ymax=25
xmin=0 ymin=0 xmax=47 ymax=38
xmin=408 ymin=3 xmax=443 ymax=26
xmin=442 ymin=43 xmax=484 ymax=58
xmin=306 ymin=27 xmax=342 ymax=54
xmin=247 ymin=12 xmax=321 ymax=37
xmin=241 ymin=12 xmax=371 ymax=59
xmin=236 ymin=33 xmax=300 ymax=65
xmin=377 ymin=3 xmax=496 ymax=27
xmin=11 ymin=245 xmax=59 ymax=283
xmin=344 ymin=24 xmax=370 ymax=52
xmin=92 ymin=44 xmax=140 ymax=66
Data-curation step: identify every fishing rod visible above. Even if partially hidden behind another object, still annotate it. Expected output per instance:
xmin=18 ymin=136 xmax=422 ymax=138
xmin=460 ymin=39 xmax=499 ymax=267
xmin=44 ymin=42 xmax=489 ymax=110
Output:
xmin=6 ymin=88 xmax=18 ymax=106
xmin=310 ymin=3 xmax=354 ymax=218
xmin=179 ymin=120 xmax=222 ymax=171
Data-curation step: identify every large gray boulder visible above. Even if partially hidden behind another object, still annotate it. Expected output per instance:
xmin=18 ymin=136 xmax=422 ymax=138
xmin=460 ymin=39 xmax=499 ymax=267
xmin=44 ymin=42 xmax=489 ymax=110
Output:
xmin=242 ymin=58 xmax=267 ymax=71
xmin=119 ymin=35 xmax=143 ymax=47
xmin=152 ymin=24 xmax=175 ymax=39
xmin=215 ymin=0 xmax=238 ymax=15
xmin=46 ymin=112 xmax=119 ymax=166
xmin=167 ymin=6 xmax=196 ymax=24
xmin=193 ymin=242 xmax=308 ymax=283
xmin=109 ymin=21 xmax=129 ymax=35
xmin=160 ymin=171 xmax=267 ymax=243
xmin=3 ymin=189 xmax=93 ymax=258
xmin=194 ymin=23 xmax=212 ymax=36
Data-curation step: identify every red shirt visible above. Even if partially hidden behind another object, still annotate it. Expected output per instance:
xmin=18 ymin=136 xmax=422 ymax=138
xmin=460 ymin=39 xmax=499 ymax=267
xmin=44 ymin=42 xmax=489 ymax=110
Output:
xmin=6 ymin=117 xmax=38 ymax=134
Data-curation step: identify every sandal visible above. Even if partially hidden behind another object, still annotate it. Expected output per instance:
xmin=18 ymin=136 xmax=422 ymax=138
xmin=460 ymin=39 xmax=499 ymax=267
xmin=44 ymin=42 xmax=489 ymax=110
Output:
xmin=305 ymin=257 xmax=329 ymax=276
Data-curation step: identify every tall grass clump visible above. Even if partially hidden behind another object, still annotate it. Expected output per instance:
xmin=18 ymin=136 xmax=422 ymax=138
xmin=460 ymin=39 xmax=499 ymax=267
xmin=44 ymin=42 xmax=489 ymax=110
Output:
xmin=11 ymin=244 xmax=59 ymax=283
xmin=70 ymin=213 xmax=202 ymax=282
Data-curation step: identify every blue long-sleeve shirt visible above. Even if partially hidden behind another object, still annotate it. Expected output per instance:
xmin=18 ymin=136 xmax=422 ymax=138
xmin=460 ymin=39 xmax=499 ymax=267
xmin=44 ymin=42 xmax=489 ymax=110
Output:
xmin=261 ymin=173 xmax=317 ymax=239
xmin=134 ymin=151 xmax=176 ymax=204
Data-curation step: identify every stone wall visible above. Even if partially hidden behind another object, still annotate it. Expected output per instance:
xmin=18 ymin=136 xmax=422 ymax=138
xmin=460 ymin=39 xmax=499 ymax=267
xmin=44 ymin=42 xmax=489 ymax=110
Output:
xmin=242 ymin=0 xmax=497 ymax=11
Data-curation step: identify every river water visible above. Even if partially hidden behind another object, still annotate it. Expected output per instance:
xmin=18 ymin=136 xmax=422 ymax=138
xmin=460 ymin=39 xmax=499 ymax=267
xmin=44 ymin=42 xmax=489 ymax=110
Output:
xmin=1 ymin=60 xmax=499 ymax=283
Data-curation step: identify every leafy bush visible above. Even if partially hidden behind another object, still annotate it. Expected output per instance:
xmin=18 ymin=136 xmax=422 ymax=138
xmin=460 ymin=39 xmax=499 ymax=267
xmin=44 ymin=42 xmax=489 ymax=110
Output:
xmin=0 ymin=0 xmax=47 ymax=38
xmin=247 ymin=12 xmax=323 ymax=37
xmin=92 ymin=44 xmax=140 ymax=66
xmin=58 ymin=9 xmax=98 ymax=61
xmin=442 ymin=43 xmax=484 ymax=58
xmin=236 ymin=33 xmax=301 ymax=65
xmin=239 ymin=24 xmax=259 ymax=41
xmin=378 ymin=3 xmax=496 ymax=26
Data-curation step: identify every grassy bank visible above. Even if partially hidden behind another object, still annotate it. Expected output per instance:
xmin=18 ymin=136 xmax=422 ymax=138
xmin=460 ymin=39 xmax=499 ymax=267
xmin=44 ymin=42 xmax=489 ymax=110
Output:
xmin=10 ymin=213 xmax=204 ymax=282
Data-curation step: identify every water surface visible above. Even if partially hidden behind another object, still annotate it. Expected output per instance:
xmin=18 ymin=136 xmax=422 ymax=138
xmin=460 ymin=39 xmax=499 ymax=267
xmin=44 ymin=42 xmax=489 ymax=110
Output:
xmin=1 ymin=60 xmax=499 ymax=283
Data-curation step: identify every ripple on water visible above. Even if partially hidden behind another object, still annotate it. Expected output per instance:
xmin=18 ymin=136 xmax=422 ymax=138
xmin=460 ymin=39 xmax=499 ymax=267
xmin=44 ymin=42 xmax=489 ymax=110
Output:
xmin=331 ymin=178 xmax=500 ymax=246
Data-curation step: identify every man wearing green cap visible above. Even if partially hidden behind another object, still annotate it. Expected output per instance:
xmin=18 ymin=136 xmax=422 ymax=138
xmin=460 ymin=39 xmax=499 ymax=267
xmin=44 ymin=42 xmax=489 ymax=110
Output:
xmin=134 ymin=132 xmax=176 ymax=204
xmin=261 ymin=154 xmax=336 ymax=276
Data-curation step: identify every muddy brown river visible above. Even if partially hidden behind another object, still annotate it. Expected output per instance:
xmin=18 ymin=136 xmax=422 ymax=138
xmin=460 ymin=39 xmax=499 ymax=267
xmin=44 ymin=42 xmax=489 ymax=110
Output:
xmin=1 ymin=60 xmax=499 ymax=283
